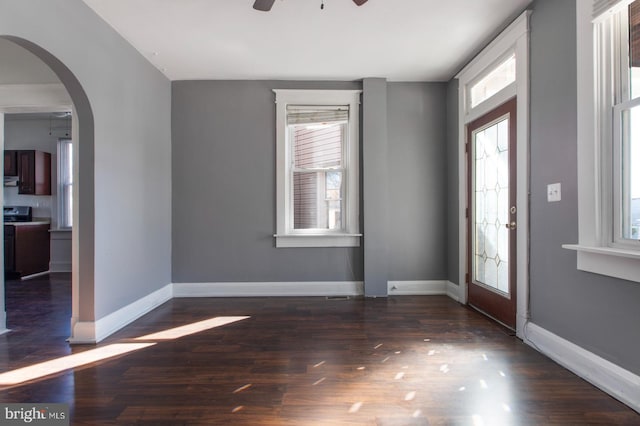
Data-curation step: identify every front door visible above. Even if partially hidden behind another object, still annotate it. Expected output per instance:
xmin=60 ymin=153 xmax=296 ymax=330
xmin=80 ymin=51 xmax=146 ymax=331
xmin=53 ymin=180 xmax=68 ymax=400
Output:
xmin=467 ymin=98 xmax=517 ymax=329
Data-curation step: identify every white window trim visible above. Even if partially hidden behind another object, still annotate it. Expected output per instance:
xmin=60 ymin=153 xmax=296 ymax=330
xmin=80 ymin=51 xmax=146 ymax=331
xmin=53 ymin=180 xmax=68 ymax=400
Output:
xmin=456 ymin=11 xmax=530 ymax=338
xmin=273 ymin=89 xmax=362 ymax=248
xmin=563 ymin=0 xmax=640 ymax=283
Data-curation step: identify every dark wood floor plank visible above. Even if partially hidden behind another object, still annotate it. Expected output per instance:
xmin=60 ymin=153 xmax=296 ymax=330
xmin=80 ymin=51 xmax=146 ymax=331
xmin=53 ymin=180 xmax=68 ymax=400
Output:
xmin=0 ymin=274 xmax=638 ymax=424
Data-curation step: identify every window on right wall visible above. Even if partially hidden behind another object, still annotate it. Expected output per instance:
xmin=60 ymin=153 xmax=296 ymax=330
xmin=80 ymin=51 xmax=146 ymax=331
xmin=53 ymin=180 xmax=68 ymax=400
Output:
xmin=566 ymin=0 xmax=640 ymax=282
xmin=611 ymin=0 xmax=640 ymax=245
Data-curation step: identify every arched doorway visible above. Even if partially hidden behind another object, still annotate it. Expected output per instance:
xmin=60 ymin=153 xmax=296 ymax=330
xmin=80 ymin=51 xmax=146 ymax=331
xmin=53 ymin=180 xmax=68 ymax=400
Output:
xmin=0 ymin=36 xmax=95 ymax=342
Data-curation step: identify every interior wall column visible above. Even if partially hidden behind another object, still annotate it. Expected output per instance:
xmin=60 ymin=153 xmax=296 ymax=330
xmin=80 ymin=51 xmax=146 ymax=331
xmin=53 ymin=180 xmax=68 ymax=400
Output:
xmin=362 ymin=78 xmax=389 ymax=297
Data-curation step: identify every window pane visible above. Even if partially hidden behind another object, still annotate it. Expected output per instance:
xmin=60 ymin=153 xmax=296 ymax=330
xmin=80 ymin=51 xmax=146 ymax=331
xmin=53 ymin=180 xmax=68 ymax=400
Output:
xmin=470 ymin=54 xmax=516 ymax=108
xmin=293 ymin=171 xmax=343 ymax=230
xmin=58 ymin=139 xmax=73 ymax=228
xmin=623 ymin=105 xmax=640 ymax=239
xmin=292 ymin=123 xmax=343 ymax=169
xmin=64 ymin=184 xmax=73 ymax=228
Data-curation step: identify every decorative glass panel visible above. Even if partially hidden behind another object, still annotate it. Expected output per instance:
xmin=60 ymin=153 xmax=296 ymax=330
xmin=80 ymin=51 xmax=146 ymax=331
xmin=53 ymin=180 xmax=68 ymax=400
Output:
xmin=473 ymin=117 xmax=510 ymax=293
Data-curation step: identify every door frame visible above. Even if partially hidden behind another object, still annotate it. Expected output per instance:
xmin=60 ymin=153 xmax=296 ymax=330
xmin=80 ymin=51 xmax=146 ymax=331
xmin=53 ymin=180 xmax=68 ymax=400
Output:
xmin=456 ymin=11 xmax=530 ymax=338
xmin=0 ymin=84 xmax=74 ymax=334
xmin=467 ymin=98 xmax=518 ymax=329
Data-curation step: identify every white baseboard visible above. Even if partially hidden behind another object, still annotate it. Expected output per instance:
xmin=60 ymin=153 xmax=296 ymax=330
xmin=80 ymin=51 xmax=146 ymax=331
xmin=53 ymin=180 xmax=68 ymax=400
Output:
xmin=524 ymin=322 xmax=640 ymax=413
xmin=68 ymin=284 xmax=173 ymax=344
xmin=173 ymin=281 xmax=364 ymax=298
xmin=387 ymin=280 xmax=450 ymax=296
xmin=446 ymin=281 xmax=460 ymax=301
xmin=21 ymin=270 xmax=50 ymax=280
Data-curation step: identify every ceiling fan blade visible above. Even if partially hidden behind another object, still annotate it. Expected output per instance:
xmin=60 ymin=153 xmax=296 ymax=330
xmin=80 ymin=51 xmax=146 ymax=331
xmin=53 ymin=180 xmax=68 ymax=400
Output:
xmin=253 ymin=0 xmax=275 ymax=12
xmin=353 ymin=0 xmax=368 ymax=5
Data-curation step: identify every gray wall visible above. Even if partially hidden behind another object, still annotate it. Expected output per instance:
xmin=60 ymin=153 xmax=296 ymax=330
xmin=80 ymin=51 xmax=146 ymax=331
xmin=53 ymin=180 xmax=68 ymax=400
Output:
xmin=363 ymin=78 xmax=389 ymax=296
xmin=1 ymin=0 xmax=172 ymax=321
xmin=387 ymin=82 xmax=448 ymax=282
xmin=529 ymin=0 xmax=640 ymax=375
xmin=172 ymin=80 xmax=449 ymax=286
xmin=172 ymin=80 xmax=363 ymax=283
xmin=0 ymin=37 xmax=60 ymax=84
xmin=446 ymin=80 xmax=459 ymax=285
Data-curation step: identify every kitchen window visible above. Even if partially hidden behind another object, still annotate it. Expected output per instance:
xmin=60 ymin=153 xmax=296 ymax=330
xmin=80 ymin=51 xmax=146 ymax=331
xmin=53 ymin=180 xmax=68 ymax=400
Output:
xmin=57 ymin=138 xmax=72 ymax=229
xmin=565 ymin=0 xmax=640 ymax=282
xmin=273 ymin=89 xmax=361 ymax=248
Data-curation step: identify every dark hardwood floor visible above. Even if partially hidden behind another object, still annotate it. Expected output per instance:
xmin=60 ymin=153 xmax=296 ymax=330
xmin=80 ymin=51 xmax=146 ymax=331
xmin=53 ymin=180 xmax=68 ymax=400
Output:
xmin=0 ymin=274 xmax=638 ymax=425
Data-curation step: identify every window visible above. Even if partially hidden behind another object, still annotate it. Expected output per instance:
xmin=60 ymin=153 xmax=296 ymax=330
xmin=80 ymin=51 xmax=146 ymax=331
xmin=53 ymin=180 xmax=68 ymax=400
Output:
xmin=57 ymin=138 xmax=73 ymax=229
xmin=565 ymin=0 xmax=640 ymax=282
xmin=469 ymin=53 xmax=516 ymax=109
xmin=273 ymin=89 xmax=361 ymax=248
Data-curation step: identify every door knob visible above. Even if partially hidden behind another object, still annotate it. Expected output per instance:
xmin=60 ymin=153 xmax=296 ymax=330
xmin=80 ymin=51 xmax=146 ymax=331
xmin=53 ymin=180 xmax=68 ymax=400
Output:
xmin=505 ymin=222 xmax=517 ymax=230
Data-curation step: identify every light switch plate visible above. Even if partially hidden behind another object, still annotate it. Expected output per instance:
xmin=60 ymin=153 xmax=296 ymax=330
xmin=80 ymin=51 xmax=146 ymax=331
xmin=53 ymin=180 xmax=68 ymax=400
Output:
xmin=547 ymin=183 xmax=561 ymax=202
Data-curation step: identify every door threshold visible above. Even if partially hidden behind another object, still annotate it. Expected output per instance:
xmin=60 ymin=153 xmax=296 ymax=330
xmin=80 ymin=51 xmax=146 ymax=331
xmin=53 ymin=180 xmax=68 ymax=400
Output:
xmin=468 ymin=304 xmax=516 ymax=335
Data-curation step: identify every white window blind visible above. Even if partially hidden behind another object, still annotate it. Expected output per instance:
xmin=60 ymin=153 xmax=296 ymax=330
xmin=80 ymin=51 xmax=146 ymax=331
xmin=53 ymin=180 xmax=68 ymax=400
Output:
xmin=594 ymin=0 xmax=631 ymax=19
xmin=286 ymin=106 xmax=349 ymax=126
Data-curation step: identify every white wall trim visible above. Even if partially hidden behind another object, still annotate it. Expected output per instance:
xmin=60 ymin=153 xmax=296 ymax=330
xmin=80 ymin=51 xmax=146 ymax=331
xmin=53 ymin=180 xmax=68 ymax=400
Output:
xmin=524 ymin=322 xmax=640 ymax=413
xmin=456 ymin=11 xmax=531 ymax=339
xmin=274 ymin=234 xmax=361 ymax=248
xmin=173 ymin=281 xmax=364 ymax=298
xmin=386 ymin=281 xmax=460 ymax=302
xmin=0 ymin=84 xmax=72 ymax=113
xmin=68 ymin=284 xmax=173 ymax=344
xmin=446 ymin=281 xmax=460 ymax=302
xmin=388 ymin=280 xmax=446 ymax=295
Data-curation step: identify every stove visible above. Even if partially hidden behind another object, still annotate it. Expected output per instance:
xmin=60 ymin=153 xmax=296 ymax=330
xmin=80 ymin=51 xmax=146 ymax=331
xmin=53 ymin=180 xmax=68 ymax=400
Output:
xmin=4 ymin=206 xmax=32 ymax=222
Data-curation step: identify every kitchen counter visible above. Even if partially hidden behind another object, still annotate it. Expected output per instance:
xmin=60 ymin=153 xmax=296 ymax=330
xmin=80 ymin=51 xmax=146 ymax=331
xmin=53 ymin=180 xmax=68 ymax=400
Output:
xmin=5 ymin=220 xmax=51 ymax=227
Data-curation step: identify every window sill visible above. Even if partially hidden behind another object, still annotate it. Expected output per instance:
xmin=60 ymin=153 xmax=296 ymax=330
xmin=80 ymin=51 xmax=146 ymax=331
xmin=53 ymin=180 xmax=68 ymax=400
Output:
xmin=275 ymin=233 xmax=362 ymax=248
xmin=562 ymin=244 xmax=640 ymax=283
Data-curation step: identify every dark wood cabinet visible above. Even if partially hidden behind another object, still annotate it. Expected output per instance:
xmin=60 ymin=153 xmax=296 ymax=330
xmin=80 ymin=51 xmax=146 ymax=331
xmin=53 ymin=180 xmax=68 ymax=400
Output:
xmin=4 ymin=150 xmax=17 ymax=176
xmin=4 ymin=225 xmax=15 ymax=276
xmin=9 ymin=150 xmax=51 ymax=195
xmin=4 ymin=223 xmax=50 ymax=278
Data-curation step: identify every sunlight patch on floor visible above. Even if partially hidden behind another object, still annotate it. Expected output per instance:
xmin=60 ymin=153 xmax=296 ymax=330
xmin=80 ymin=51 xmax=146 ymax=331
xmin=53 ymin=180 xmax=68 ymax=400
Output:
xmin=134 ymin=316 xmax=250 ymax=340
xmin=0 ymin=316 xmax=251 ymax=387
xmin=0 ymin=343 xmax=155 ymax=385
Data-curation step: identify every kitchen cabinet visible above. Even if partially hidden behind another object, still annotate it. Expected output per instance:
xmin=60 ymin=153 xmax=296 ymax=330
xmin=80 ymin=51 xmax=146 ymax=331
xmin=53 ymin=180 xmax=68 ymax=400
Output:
xmin=4 ymin=150 xmax=17 ymax=176
xmin=4 ymin=223 xmax=50 ymax=278
xmin=16 ymin=150 xmax=51 ymax=195
xmin=4 ymin=225 xmax=15 ymax=276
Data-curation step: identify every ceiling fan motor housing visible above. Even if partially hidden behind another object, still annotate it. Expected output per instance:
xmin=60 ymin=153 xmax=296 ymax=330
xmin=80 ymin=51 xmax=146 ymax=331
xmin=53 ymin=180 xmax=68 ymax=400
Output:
xmin=253 ymin=0 xmax=368 ymax=12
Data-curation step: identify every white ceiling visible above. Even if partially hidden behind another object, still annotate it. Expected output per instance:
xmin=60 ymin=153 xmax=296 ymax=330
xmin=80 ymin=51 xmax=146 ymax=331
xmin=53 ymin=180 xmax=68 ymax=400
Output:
xmin=81 ymin=0 xmax=532 ymax=82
